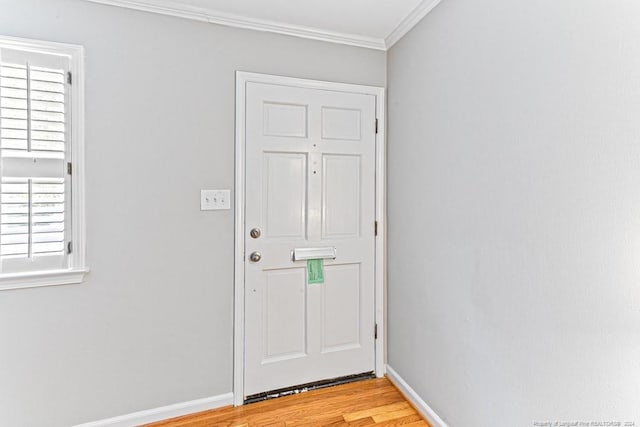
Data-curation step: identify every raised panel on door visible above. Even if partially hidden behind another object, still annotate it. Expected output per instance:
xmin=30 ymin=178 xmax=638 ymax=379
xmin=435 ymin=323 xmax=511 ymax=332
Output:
xmin=263 ymin=268 xmax=307 ymax=363
xmin=262 ymin=152 xmax=307 ymax=239
xmin=263 ymin=102 xmax=308 ymax=138
xmin=322 ymin=154 xmax=361 ymax=239
xmin=321 ymin=107 xmax=362 ymax=141
xmin=321 ymin=263 xmax=361 ymax=354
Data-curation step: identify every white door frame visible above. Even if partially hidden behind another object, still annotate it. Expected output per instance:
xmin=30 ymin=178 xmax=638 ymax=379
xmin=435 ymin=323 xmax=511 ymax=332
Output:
xmin=233 ymin=71 xmax=386 ymax=406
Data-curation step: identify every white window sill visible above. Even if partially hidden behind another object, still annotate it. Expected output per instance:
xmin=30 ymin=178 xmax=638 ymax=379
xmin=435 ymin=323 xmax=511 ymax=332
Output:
xmin=0 ymin=268 xmax=90 ymax=291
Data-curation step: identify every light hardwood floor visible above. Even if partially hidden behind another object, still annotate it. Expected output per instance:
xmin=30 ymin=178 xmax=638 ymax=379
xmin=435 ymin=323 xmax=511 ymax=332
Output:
xmin=145 ymin=377 xmax=429 ymax=426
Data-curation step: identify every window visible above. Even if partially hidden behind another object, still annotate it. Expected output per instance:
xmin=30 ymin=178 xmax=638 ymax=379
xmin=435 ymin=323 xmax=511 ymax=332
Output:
xmin=0 ymin=36 xmax=86 ymax=290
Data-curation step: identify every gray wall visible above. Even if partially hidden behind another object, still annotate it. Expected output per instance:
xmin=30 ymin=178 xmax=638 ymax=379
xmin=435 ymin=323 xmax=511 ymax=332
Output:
xmin=0 ymin=1 xmax=385 ymax=425
xmin=387 ymin=0 xmax=640 ymax=426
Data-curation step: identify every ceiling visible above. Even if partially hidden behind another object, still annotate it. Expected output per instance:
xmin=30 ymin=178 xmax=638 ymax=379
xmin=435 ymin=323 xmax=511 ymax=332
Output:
xmin=85 ymin=0 xmax=443 ymax=50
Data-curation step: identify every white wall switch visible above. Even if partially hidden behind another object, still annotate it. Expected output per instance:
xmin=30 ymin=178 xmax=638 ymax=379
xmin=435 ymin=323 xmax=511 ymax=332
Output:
xmin=201 ymin=189 xmax=231 ymax=210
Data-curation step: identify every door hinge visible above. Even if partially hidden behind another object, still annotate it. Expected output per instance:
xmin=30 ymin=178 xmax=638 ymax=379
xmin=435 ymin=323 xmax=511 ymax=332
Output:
xmin=374 ymin=221 xmax=378 ymax=236
xmin=67 ymin=162 xmax=72 ymax=175
xmin=375 ymin=118 xmax=379 ymax=134
xmin=374 ymin=323 xmax=378 ymax=340
xmin=67 ymin=71 xmax=72 ymax=85
xmin=67 ymin=241 xmax=73 ymax=254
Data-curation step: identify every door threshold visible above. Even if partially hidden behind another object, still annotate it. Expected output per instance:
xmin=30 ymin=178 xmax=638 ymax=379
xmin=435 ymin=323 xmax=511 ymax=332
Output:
xmin=244 ymin=372 xmax=375 ymax=404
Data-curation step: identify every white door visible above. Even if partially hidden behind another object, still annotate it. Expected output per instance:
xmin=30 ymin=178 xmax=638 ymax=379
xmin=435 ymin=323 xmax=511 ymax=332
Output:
xmin=243 ymin=79 xmax=378 ymax=397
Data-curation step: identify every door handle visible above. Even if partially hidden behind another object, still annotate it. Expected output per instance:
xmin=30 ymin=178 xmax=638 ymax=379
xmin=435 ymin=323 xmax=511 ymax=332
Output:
xmin=249 ymin=251 xmax=262 ymax=262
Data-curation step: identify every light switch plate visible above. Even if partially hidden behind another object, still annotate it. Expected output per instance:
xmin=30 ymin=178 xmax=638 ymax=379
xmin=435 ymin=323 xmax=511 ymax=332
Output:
xmin=201 ymin=189 xmax=231 ymax=210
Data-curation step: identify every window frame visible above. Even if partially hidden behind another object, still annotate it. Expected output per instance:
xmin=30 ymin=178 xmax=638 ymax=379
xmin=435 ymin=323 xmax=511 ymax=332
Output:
xmin=0 ymin=35 xmax=87 ymax=291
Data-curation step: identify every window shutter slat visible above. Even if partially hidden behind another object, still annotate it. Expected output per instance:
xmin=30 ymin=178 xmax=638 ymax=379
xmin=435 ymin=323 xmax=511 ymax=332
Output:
xmin=1 ymin=77 xmax=27 ymax=89
xmin=0 ymin=66 xmax=27 ymax=79
xmin=1 ymin=108 xmax=28 ymax=119
xmin=30 ymin=100 xmax=64 ymax=113
xmin=0 ymin=87 xmax=27 ymax=99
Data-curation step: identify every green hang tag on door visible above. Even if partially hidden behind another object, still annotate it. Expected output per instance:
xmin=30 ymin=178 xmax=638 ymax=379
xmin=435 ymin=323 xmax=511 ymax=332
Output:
xmin=307 ymin=259 xmax=324 ymax=284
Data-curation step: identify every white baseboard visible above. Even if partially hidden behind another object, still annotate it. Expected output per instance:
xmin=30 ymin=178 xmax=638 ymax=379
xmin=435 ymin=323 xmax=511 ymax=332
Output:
xmin=386 ymin=365 xmax=449 ymax=427
xmin=74 ymin=392 xmax=234 ymax=427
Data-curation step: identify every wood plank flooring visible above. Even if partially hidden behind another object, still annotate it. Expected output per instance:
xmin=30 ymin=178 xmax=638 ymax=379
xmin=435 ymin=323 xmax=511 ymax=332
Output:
xmin=145 ymin=377 xmax=429 ymax=427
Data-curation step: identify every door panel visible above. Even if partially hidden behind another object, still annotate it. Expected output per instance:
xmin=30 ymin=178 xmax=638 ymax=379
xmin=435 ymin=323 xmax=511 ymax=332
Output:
xmin=263 ymin=102 xmax=308 ymax=138
xmin=322 ymin=154 xmax=361 ymax=239
xmin=263 ymin=152 xmax=307 ymax=239
xmin=321 ymin=107 xmax=361 ymax=141
xmin=244 ymin=81 xmax=376 ymax=397
xmin=263 ymin=268 xmax=307 ymax=362
xmin=321 ymin=263 xmax=361 ymax=353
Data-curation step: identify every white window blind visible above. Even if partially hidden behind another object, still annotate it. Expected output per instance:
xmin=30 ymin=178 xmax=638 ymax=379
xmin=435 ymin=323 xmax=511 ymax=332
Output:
xmin=0 ymin=47 xmax=70 ymax=274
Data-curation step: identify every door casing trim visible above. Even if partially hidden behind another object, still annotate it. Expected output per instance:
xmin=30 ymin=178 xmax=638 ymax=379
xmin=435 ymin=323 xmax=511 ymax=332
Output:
xmin=233 ymin=71 xmax=386 ymax=406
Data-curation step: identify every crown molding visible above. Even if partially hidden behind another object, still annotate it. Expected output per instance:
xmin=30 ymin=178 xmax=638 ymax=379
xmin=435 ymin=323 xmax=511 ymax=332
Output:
xmin=384 ymin=0 xmax=443 ymax=49
xmin=85 ymin=0 xmax=386 ymax=50
xmin=85 ymin=0 xmax=444 ymax=50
